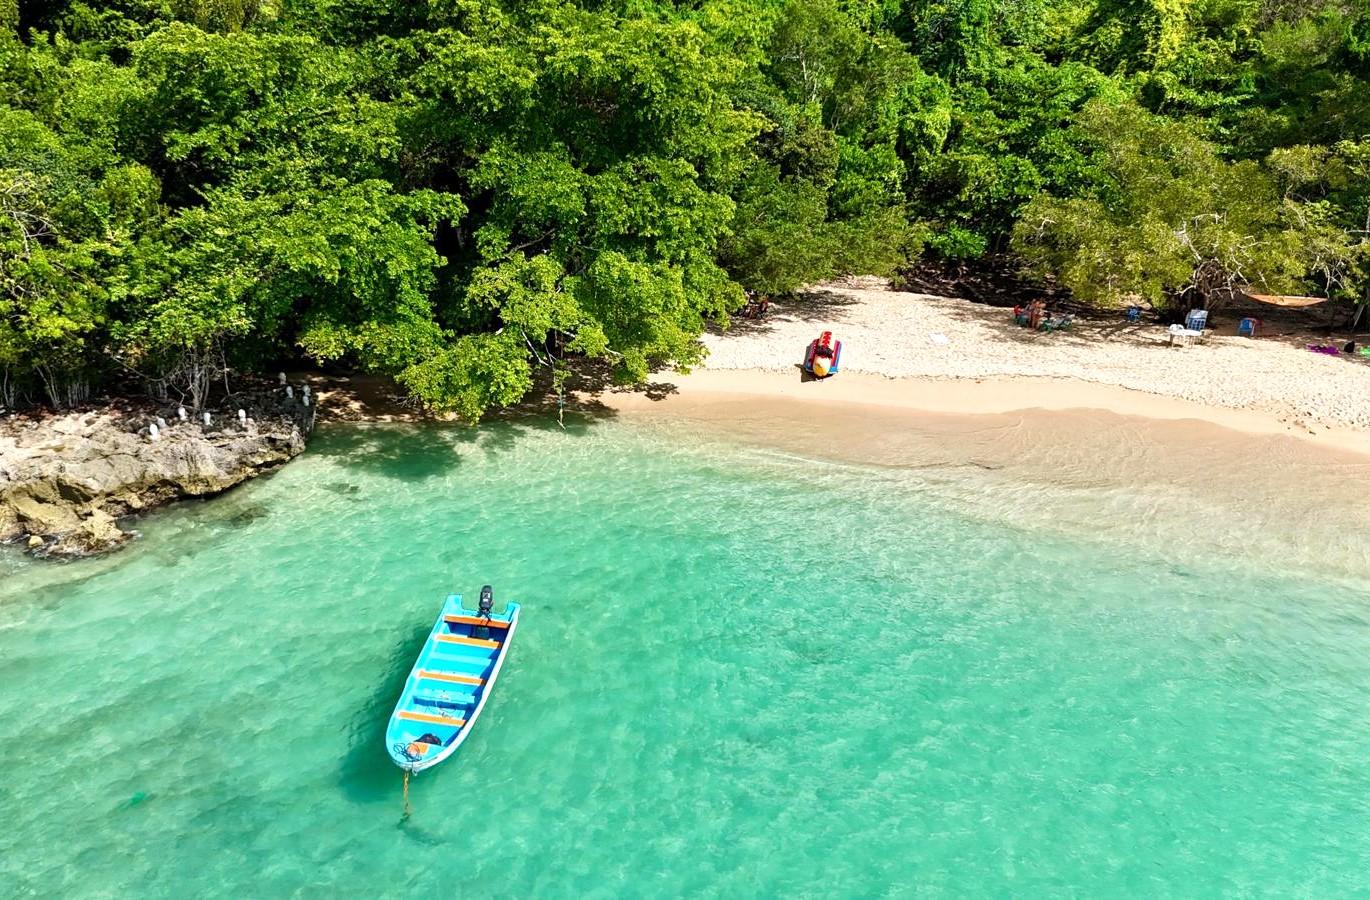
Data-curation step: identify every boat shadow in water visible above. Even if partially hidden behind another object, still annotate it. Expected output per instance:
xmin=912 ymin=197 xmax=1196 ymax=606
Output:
xmin=337 ymin=624 xmax=432 ymax=807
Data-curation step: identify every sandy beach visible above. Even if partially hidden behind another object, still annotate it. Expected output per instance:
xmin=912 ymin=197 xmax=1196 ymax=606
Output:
xmin=603 ymin=280 xmax=1370 ymax=457
xmin=597 ymin=280 xmax=1370 ymax=576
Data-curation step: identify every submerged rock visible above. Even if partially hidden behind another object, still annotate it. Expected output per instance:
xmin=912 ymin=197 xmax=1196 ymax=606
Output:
xmin=1 ymin=392 xmax=314 ymax=558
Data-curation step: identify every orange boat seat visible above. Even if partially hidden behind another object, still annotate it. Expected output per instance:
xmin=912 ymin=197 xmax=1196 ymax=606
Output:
xmin=443 ymin=614 xmax=510 ymax=630
xmin=435 ymin=634 xmax=500 ymax=649
xmin=398 ymin=709 xmax=467 ymax=727
xmin=417 ymin=669 xmax=484 ymax=686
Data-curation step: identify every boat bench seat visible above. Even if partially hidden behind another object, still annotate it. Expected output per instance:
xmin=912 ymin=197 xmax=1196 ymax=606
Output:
xmin=417 ymin=669 xmax=484 ymax=686
xmin=444 ymin=614 xmax=510 ymax=630
xmin=398 ymin=709 xmax=467 ymax=727
xmin=435 ymin=634 xmax=500 ymax=650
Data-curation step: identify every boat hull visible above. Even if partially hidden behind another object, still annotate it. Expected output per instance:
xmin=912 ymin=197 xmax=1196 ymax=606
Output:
xmin=385 ymin=595 xmax=520 ymax=773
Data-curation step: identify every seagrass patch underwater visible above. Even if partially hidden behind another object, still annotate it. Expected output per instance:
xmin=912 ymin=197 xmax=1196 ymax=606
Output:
xmin=2 ymin=418 xmax=1369 ymax=896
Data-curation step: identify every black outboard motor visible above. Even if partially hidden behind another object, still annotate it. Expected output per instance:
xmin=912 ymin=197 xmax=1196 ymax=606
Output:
xmin=478 ymin=585 xmax=494 ymax=619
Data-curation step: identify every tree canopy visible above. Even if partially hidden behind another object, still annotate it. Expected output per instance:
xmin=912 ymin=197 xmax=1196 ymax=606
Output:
xmin=3 ymin=0 xmax=1368 ymax=414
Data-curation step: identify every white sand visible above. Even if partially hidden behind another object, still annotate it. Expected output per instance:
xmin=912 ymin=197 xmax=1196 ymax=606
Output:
xmin=697 ymin=281 xmax=1370 ymax=432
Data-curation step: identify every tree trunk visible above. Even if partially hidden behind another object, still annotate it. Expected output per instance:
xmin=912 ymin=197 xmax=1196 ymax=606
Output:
xmin=0 ymin=366 xmax=15 ymax=409
xmin=37 ymin=366 xmax=90 ymax=410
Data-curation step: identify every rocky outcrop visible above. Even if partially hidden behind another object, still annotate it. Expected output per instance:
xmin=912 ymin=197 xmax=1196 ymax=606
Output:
xmin=1 ymin=391 xmax=314 ymax=557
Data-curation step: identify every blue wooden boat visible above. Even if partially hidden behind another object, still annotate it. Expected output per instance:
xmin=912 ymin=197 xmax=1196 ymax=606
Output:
xmin=385 ymin=587 xmax=520 ymax=773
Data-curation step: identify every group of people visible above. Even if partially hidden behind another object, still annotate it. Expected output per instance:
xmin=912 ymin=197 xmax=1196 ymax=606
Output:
xmin=1013 ymin=300 xmax=1050 ymax=330
xmin=740 ymin=296 xmax=770 ymax=319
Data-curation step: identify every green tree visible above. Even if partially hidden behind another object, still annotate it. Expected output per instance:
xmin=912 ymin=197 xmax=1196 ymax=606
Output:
xmin=1012 ymin=99 xmax=1351 ymax=314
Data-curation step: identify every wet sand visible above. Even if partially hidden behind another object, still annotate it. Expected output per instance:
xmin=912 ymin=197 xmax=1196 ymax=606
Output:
xmin=603 ymin=373 xmax=1370 ymax=581
xmin=606 ymin=368 xmax=1370 ymax=458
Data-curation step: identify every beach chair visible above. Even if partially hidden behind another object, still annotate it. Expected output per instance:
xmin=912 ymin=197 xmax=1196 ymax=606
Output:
xmin=1237 ymin=317 xmax=1261 ymax=337
xmin=1168 ymin=324 xmax=1204 ymax=346
xmin=1039 ymin=314 xmax=1073 ymax=332
xmin=1185 ymin=309 xmax=1209 ymax=332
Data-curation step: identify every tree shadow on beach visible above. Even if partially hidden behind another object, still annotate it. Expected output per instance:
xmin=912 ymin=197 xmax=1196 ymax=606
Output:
xmin=705 ymin=287 xmax=864 ymax=339
xmin=556 ymin=358 xmax=680 ymax=403
xmin=921 ymin=295 xmax=1196 ymax=351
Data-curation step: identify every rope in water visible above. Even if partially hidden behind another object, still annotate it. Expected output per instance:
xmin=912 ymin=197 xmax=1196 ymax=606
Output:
xmin=402 ymin=769 xmax=412 ymax=819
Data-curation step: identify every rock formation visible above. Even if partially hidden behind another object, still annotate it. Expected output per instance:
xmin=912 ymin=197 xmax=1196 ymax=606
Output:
xmin=1 ymin=392 xmax=314 ymax=557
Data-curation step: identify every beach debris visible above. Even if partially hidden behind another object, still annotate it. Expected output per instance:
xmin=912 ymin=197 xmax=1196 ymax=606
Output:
xmin=203 ymin=412 xmax=212 ymax=427
xmin=238 ymin=409 xmax=247 ymax=424
xmin=177 ymin=406 xmax=187 ymax=422
xmin=285 ymin=385 xmax=294 ymax=399
xmin=930 ymin=333 xmax=950 ymax=345
xmin=148 ymin=423 xmax=160 ymax=441
xmin=278 ymin=372 xmax=287 ymax=385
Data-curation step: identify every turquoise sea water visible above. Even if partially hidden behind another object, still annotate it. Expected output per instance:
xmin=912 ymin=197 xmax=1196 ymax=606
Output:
xmin=3 ymin=416 xmax=1370 ymax=896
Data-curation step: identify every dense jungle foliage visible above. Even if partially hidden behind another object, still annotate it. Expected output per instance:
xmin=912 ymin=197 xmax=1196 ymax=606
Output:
xmin=3 ymin=0 xmax=1369 ymax=416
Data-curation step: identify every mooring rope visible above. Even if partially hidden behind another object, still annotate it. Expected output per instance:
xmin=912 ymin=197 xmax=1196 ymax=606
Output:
xmin=402 ymin=769 xmax=412 ymax=819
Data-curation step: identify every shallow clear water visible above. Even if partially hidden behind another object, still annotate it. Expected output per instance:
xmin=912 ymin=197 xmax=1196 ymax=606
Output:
xmin=2 ymin=417 xmax=1369 ymax=896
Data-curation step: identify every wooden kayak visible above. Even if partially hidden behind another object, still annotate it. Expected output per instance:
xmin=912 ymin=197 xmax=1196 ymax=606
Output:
xmin=385 ymin=587 xmax=520 ymax=773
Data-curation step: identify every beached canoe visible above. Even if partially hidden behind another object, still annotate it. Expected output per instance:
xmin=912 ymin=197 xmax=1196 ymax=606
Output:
xmin=385 ymin=587 xmax=520 ymax=772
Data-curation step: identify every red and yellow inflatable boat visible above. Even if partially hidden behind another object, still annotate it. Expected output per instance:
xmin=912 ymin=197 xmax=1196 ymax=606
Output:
xmin=804 ymin=331 xmax=842 ymax=378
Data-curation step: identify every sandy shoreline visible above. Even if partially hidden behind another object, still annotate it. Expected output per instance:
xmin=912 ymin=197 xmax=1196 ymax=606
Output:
xmin=300 ymin=280 xmax=1370 ymax=460
xmin=602 ymin=368 xmax=1370 ymax=459
xmin=601 ymin=371 xmax=1370 ymax=582
xmin=596 ymin=281 xmax=1370 ymax=459
xmin=589 ymin=282 xmax=1370 ymax=577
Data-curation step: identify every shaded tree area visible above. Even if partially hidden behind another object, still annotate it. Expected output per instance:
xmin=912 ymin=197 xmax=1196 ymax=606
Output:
xmin=2 ymin=0 xmax=1367 ymax=415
